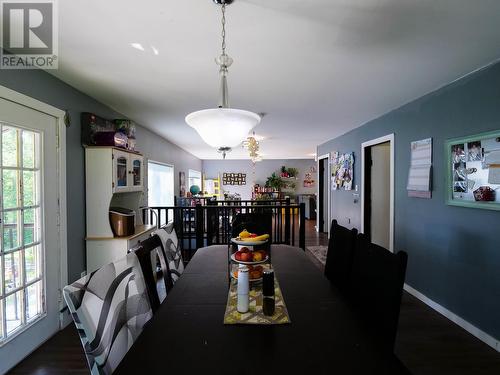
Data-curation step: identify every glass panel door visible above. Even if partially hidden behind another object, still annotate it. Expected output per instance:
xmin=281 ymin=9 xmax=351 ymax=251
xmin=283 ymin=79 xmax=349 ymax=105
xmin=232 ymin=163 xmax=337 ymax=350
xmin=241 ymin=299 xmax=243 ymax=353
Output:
xmin=116 ymin=156 xmax=128 ymax=188
xmin=0 ymin=125 xmax=42 ymax=344
xmin=132 ymin=158 xmax=142 ymax=187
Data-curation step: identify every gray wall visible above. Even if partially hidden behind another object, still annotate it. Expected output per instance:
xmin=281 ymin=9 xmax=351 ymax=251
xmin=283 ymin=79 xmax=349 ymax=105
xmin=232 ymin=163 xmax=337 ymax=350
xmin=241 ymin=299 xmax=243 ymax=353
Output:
xmin=0 ymin=70 xmax=201 ymax=283
xmin=202 ymin=159 xmax=316 ymax=200
xmin=318 ymin=61 xmax=500 ymax=341
xmin=135 ymin=126 xmax=202 ymax=199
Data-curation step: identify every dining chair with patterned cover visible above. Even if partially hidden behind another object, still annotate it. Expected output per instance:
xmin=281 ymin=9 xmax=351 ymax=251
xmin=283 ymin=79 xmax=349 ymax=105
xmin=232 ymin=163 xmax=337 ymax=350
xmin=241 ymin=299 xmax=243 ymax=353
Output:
xmin=324 ymin=220 xmax=358 ymax=293
xmin=349 ymin=233 xmax=408 ymax=353
xmin=130 ymin=234 xmax=173 ymax=313
xmin=63 ymin=252 xmax=153 ymax=375
xmin=153 ymin=222 xmax=184 ymax=285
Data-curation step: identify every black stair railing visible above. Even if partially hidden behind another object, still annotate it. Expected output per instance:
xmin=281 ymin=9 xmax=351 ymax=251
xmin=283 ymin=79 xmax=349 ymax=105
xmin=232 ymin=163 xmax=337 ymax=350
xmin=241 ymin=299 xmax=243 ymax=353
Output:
xmin=142 ymin=201 xmax=305 ymax=262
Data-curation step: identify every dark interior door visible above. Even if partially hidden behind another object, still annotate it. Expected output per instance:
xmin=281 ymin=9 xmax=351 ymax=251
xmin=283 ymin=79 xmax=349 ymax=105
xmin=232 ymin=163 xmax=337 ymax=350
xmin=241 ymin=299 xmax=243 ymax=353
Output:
xmin=318 ymin=158 xmax=325 ymax=232
xmin=363 ymin=146 xmax=372 ymax=240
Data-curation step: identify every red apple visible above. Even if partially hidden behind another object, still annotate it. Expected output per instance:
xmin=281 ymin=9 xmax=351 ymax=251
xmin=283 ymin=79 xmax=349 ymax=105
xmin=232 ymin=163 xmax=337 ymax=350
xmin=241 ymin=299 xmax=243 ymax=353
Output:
xmin=235 ymin=252 xmax=242 ymax=261
xmin=240 ymin=252 xmax=252 ymax=262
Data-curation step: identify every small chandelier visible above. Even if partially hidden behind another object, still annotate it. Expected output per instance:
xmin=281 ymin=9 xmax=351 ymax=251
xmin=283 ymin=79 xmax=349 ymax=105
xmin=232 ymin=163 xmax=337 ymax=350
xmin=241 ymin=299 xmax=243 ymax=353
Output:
xmin=243 ymin=132 xmax=262 ymax=163
xmin=185 ymin=0 xmax=261 ymax=157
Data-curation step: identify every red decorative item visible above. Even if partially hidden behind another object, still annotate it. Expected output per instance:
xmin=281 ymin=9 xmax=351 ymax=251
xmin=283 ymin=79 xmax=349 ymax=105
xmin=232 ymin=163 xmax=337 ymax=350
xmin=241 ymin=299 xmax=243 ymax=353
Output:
xmin=473 ymin=186 xmax=495 ymax=202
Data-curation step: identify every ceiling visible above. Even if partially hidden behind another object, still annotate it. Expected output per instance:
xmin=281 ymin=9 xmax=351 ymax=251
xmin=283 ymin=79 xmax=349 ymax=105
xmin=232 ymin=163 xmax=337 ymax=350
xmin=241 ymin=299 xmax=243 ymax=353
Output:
xmin=53 ymin=0 xmax=500 ymax=160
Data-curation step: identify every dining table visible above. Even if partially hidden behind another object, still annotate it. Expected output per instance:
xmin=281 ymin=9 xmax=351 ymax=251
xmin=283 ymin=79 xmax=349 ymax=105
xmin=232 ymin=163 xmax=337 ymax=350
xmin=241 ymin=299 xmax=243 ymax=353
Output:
xmin=115 ymin=245 xmax=410 ymax=374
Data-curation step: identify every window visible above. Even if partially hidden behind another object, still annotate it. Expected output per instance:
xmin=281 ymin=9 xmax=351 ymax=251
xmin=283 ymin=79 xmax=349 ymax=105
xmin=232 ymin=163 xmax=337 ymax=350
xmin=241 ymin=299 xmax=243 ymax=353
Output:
xmin=188 ymin=169 xmax=202 ymax=192
xmin=148 ymin=161 xmax=174 ymax=224
xmin=1 ymin=125 xmax=43 ymax=343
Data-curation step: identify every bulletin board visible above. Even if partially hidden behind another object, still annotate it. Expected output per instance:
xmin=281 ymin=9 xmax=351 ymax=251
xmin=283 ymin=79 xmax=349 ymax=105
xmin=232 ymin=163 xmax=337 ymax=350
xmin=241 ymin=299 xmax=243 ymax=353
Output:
xmin=445 ymin=130 xmax=500 ymax=210
xmin=223 ymin=173 xmax=246 ymax=185
xmin=331 ymin=152 xmax=354 ymax=191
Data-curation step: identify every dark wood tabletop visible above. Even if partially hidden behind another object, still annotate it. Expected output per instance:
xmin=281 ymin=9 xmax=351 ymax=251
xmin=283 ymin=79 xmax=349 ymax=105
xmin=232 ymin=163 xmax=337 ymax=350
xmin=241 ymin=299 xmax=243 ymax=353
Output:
xmin=115 ymin=245 xmax=410 ymax=375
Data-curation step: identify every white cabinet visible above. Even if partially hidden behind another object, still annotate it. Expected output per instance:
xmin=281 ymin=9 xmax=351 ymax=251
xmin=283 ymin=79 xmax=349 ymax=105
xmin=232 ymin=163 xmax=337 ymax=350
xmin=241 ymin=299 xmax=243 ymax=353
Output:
xmin=86 ymin=226 xmax=155 ymax=273
xmin=85 ymin=146 xmax=153 ymax=273
xmin=112 ymin=149 xmax=143 ymax=193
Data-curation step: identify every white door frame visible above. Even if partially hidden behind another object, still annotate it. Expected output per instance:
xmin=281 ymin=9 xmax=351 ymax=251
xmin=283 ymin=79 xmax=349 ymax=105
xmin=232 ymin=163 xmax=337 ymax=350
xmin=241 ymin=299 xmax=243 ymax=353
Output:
xmin=361 ymin=134 xmax=394 ymax=252
xmin=0 ymin=85 xmax=68 ymax=325
xmin=317 ymin=153 xmax=331 ymax=235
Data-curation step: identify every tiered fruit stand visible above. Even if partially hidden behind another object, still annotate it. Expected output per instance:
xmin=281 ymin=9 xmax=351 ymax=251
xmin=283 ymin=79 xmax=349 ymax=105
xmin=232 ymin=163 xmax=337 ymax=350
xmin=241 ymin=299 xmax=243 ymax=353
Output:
xmin=228 ymin=237 xmax=271 ymax=284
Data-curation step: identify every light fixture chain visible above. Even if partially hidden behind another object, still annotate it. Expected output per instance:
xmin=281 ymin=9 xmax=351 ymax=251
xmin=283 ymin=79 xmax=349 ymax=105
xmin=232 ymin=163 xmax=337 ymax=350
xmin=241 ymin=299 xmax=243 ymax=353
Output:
xmin=221 ymin=2 xmax=227 ymax=55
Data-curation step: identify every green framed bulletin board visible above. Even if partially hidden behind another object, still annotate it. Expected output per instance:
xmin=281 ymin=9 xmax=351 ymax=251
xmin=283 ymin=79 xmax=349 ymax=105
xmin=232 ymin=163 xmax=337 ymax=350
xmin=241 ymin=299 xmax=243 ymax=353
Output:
xmin=445 ymin=130 xmax=500 ymax=210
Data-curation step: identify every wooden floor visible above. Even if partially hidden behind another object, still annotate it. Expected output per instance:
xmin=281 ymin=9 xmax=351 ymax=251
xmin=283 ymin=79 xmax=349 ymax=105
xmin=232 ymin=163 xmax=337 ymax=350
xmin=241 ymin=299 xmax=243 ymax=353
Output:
xmin=8 ymin=219 xmax=500 ymax=375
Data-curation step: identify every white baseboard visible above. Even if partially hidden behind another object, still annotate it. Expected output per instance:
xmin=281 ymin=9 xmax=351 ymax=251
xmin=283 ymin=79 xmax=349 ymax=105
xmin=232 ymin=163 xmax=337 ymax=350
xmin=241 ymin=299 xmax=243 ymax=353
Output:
xmin=403 ymin=283 xmax=500 ymax=352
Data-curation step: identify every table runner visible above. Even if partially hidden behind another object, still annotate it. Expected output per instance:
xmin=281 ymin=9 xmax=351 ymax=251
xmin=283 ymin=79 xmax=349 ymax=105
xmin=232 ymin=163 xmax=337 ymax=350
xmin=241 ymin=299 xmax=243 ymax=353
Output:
xmin=223 ymin=273 xmax=291 ymax=325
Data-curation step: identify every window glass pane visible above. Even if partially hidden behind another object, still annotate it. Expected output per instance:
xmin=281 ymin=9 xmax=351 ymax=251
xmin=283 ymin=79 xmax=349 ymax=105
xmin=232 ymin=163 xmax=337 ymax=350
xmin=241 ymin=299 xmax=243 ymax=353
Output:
xmin=188 ymin=169 xmax=202 ymax=191
xmin=0 ymin=255 xmax=3 ymax=297
xmin=0 ymin=302 xmax=3 ymax=340
xmin=22 ymin=131 xmax=35 ymax=168
xmin=23 ymin=171 xmax=37 ymax=207
xmin=4 ymin=251 xmax=22 ymax=293
xmin=6 ymin=290 xmax=23 ymax=334
xmin=3 ymin=170 xmax=18 ymax=209
xmin=26 ymin=281 xmax=42 ymax=321
xmin=148 ymin=162 xmax=174 ymax=207
xmin=148 ymin=162 xmax=174 ymax=225
xmin=2 ymin=127 xmax=18 ymax=167
xmin=23 ymin=208 xmax=39 ymax=245
xmin=3 ymin=210 xmax=19 ymax=250
xmin=25 ymin=246 xmax=41 ymax=282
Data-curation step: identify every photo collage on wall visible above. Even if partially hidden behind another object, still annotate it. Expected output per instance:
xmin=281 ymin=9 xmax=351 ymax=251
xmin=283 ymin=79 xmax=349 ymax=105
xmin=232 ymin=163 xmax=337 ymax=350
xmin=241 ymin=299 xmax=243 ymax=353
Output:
xmin=451 ymin=143 xmax=468 ymax=193
xmin=331 ymin=152 xmax=354 ymax=190
xmin=223 ymin=173 xmax=246 ymax=185
xmin=449 ymin=133 xmax=500 ymax=205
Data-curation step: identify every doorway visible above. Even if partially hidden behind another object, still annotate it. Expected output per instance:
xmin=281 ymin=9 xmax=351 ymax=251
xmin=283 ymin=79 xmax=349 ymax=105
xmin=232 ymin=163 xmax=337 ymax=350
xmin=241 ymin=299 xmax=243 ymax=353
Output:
xmin=361 ymin=135 xmax=394 ymax=252
xmin=0 ymin=89 xmax=66 ymax=373
xmin=317 ymin=154 xmax=330 ymax=233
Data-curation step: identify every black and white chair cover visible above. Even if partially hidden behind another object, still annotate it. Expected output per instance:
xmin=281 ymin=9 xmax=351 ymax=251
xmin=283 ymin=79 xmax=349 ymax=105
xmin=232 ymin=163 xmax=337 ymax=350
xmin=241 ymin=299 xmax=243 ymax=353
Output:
xmin=153 ymin=222 xmax=184 ymax=284
xmin=63 ymin=252 xmax=152 ymax=374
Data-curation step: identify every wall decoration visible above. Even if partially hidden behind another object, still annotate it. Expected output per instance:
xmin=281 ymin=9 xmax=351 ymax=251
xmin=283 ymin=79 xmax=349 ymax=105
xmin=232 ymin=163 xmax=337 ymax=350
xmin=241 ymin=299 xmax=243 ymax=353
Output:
xmin=331 ymin=152 xmax=354 ymax=190
xmin=280 ymin=166 xmax=298 ymax=178
xmin=303 ymin=173 xmax=315 ymax=188
xmin=407 ymin=138 xmax=432 ymax=199
xmin=445 ymin=130 xmax=500 ymax=210
xmin=223 ymin=172 xmax=247 ymax=185
xmin=179 ymin=171 xmax=186 ymax=197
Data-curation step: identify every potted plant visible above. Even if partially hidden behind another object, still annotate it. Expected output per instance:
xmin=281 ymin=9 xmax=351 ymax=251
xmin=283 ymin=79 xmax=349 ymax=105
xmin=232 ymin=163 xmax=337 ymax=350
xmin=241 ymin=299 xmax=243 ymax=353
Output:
xmin=266 ymin=173 xmax=285 ymax=190
xmin=287 ymin=167 xmax=298 ymax=178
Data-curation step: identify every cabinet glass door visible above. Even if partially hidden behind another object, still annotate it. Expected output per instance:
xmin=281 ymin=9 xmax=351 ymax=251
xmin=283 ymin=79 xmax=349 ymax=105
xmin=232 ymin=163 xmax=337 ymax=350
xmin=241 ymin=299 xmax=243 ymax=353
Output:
xmin=116 ymin=156 xmax=127 ymax=187
xmin=131 ymin=157 xmax=142 ymax=188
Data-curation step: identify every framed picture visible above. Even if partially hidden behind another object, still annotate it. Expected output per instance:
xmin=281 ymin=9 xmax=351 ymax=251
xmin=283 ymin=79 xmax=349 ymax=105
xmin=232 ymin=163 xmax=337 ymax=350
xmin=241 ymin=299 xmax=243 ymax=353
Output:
xmin=179 ymin=171 xmax=186 ymax=197
xmin=223 ymin=172 xmax=246 ymax=185
xmin=445 ymin=130 xmax=500 ymax=210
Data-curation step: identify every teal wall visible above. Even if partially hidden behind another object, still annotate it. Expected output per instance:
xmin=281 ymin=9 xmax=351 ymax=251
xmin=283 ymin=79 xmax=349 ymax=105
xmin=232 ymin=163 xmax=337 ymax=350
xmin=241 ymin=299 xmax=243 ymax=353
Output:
xmin=318 ymin=61 xmax=500 ymax=341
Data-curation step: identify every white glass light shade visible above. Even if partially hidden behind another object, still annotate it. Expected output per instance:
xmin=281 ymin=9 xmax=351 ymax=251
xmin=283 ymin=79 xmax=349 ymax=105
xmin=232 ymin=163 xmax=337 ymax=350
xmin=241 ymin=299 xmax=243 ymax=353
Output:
xmin=185 ymin=108 xmax=261 ymax=149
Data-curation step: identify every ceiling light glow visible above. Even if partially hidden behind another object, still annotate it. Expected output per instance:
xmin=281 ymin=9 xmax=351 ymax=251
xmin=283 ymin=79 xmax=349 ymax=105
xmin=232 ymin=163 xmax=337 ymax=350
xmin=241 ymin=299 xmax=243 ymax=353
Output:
xmin=131 ymin=43 xmax=145 ymax=51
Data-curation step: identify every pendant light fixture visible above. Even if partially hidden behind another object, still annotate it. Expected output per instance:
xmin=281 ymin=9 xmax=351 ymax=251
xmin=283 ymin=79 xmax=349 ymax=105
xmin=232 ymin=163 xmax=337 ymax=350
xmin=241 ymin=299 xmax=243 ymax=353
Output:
xmin=185 ymin=0 xmax=261 ymax=158
xmin=243 ymin=132 xmax=262 ymax=163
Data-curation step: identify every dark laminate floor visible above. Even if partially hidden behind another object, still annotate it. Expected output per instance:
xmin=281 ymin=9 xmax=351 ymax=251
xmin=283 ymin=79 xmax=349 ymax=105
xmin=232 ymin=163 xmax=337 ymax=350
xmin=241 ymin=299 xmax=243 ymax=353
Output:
xmin=9 ymin=219 xmax=500 ymax=375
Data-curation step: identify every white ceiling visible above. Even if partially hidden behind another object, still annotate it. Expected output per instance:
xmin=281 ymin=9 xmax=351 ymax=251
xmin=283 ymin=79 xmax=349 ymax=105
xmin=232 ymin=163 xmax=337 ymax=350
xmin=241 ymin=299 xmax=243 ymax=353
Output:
xmin=54 ymin=0 xmax=500 ymax=159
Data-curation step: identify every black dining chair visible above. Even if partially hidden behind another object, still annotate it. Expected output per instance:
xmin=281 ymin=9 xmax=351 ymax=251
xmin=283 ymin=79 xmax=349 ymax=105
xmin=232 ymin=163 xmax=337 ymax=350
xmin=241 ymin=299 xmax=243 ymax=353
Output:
xmin=231 ymin=212 xmax=273 ymax=242
xmin=129 ymin=234 xmax=174 ymax=313
xmin=349 ymin=233 xmax=408 ymax=353
xmin=324 ymin=220 xmax=358 ymax=294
